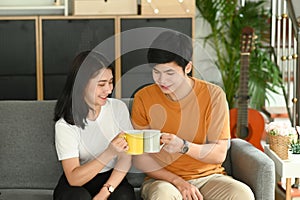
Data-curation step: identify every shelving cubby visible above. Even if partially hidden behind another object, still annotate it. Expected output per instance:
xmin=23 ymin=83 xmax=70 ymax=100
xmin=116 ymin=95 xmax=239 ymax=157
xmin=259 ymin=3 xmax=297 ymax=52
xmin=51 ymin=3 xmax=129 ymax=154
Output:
xmin=0 ymin=14 xmax=194 ymax=100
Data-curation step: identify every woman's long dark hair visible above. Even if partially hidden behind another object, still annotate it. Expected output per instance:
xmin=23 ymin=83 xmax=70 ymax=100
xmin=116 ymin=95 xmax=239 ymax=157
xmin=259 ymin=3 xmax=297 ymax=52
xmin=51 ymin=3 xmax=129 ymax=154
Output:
xmin=54 ymin=50 xmax=114 ymax=129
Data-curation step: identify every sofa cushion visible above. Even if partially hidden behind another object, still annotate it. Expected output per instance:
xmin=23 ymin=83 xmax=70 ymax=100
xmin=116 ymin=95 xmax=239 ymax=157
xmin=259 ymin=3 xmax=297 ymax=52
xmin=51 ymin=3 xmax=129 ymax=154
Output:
xmin=0 ymin=189 xmax=53 ymax=200
xmin=127 ymin=167 xmax=146 ymax=188
xmin=0 ymin=100 xmax=62 ymax=189
xmin=221 ymin=145 xmax=232 ymax=176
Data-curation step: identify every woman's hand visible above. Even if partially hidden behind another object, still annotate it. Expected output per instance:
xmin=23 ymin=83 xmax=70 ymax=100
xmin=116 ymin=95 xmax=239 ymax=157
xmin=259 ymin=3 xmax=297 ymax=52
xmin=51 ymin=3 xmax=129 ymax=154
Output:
xmin=161 ymin=133 xmax=183 ymax=153
xmin=92 ymin=187 xmax=110 ymax=200
xmin=173 ymin=178 xmax=203 ymax=200
xmin=106 ymin=132 xmax=129 ymax=156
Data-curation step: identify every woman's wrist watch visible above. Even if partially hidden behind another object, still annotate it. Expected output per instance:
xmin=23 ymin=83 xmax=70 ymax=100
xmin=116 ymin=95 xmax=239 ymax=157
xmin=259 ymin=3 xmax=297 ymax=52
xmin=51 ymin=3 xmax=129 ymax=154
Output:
xmin=103 ymin=183 xmax=115 ymax=193
xmin=180 ymin=139 xmax=189 ymax=154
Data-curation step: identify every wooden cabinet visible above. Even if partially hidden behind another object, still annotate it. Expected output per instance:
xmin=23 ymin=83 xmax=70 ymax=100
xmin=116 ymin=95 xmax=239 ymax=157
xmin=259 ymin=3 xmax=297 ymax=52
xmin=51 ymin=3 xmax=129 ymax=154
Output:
xmin=0 ymin=17 xmax=38 ymax=100
xmin=0 ymin=15 xmax=194 ymax=100
xmin=119 ymin=16 xmax=193 ymax=98
xmin=40 ymin=16 xmax=115 ymax=99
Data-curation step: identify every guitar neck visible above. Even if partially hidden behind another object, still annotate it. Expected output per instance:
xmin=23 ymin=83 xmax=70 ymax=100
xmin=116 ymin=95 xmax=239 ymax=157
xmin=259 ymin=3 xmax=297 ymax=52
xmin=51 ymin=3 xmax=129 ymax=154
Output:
xmin=235 ymin=26 xmax=255 ymax=139
xmin=237 ymin=53 xmax=250 ymax=128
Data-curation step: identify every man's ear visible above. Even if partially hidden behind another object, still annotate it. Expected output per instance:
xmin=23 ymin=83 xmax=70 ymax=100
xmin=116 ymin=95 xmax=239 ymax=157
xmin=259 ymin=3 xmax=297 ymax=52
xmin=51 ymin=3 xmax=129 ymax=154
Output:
xmin=185 ymin=61 xmax=193 ymax=74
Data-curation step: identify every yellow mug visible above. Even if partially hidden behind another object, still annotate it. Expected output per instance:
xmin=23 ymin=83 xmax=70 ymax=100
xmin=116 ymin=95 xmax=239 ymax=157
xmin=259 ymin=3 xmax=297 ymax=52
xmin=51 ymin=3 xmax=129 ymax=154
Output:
xmin=124 ymin=130 xmax=144 ymax=155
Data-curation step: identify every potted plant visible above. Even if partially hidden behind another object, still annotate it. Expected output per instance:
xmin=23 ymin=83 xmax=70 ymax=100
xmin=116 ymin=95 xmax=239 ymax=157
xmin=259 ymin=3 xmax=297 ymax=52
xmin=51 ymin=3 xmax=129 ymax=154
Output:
xmin=195 ymin=0 xmax=283 ymax=111
xmin=290 ymin=140 xmax=300 ymax=154
xmin=265 ymin=121 xmax=298 ymax=159
xmin=290 ymin=126 xmax=300 ymax=154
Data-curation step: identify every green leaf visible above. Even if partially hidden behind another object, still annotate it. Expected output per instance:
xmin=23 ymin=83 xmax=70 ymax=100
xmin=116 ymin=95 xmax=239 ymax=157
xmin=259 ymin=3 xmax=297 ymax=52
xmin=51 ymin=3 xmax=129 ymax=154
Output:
xmin=196 ymin=0 xmax=284 ymax=110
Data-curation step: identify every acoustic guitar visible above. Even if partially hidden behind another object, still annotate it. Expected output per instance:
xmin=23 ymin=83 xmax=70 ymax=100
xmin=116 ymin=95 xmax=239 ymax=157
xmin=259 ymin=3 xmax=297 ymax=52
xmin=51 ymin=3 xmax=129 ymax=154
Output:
xmin=229 ymin=26 xmax=265 ymax=151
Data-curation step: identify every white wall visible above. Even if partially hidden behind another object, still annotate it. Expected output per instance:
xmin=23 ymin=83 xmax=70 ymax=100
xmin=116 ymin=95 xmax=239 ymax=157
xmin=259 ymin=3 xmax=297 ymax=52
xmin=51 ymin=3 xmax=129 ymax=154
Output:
xmin=193 ymin=8 xmax=223 ymax=87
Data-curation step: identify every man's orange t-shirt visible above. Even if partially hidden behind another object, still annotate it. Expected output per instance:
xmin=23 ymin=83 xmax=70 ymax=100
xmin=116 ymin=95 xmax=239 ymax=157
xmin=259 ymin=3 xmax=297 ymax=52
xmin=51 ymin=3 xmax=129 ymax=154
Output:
xmin=131 ymin=78 xmax=230 ymax=180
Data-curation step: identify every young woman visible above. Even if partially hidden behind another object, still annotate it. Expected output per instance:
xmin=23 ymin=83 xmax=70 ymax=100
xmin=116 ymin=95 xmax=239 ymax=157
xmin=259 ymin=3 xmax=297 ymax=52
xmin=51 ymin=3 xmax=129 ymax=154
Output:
xmin=53 ymin=51 xmax=135 ymax=200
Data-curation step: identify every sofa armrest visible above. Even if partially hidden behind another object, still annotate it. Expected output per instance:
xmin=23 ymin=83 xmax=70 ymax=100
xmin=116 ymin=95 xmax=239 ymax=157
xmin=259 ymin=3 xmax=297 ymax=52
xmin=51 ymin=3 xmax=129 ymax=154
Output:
xmin=230 ymin=138 xmax=275 ymax=200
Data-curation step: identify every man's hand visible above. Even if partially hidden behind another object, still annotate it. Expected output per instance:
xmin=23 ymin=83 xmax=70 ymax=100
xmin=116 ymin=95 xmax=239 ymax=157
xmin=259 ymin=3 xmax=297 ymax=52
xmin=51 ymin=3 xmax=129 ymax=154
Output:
xmin=173 ymin=177 xmax=203 ymax=200
xmin=161 ymin=133 xmax=184 ymax=153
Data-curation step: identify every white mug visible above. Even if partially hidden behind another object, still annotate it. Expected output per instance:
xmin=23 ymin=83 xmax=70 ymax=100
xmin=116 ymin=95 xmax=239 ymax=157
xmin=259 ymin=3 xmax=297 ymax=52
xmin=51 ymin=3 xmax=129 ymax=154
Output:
xmin=143 ymin=129 xmax=164 ymax=153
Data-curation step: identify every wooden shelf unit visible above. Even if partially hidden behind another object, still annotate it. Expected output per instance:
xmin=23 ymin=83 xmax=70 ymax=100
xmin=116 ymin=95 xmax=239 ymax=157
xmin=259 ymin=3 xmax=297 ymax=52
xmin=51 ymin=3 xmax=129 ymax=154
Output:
xmin=0 ymin=15 xmax=194 ymax=100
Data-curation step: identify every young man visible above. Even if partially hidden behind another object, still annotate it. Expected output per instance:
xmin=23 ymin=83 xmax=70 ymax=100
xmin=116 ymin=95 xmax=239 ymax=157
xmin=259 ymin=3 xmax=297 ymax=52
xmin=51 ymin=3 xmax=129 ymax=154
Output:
xmin=131 ymin=30 xmax=254 ymax=200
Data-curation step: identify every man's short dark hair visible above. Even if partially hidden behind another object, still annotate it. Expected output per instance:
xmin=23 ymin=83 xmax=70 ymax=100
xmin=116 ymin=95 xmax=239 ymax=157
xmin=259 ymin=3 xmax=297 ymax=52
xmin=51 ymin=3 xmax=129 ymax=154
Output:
xmin=147 ymin=30 xmax=193 ymax=71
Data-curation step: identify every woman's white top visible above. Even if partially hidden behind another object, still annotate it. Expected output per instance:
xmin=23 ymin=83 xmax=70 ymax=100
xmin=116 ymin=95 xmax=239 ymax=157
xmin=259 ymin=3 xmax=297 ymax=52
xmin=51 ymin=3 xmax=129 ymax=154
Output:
xmin=55 ymin=98 xmax=133 ymax=173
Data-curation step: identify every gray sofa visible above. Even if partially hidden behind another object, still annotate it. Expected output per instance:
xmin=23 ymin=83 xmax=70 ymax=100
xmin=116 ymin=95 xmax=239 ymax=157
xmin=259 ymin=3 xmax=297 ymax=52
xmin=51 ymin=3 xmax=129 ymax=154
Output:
xmin=0 ymin=100 xmax=275 ymax=200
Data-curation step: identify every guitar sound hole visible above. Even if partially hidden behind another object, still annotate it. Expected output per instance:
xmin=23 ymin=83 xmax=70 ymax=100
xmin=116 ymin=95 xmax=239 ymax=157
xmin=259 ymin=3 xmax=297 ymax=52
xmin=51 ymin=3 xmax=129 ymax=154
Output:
xmin=239 ymin=126 xmax=249 ymax=139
